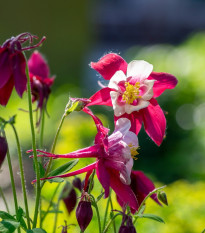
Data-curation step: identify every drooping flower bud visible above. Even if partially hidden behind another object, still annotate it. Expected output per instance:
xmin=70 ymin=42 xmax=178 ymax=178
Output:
xmin=72 ymin=177 xmax=82 ymax=191
xmin=119 ymin=215 xmax=136 ymax=233
xmin=0 ymin=136 xmax=8 ymax=168
xmin=157 ymin=191 xmax=168 ymax=206
xmin=61 ymin=182 xmax=77 ymax=215
xmin=65 ymin=98 xmax=91 ymax=115
xmin=76 ymin=201 xmax=93 ymax=232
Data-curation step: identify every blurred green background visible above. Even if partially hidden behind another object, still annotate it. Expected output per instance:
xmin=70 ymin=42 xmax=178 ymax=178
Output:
xmin=1 ymin=0 xmax=205 ymax=232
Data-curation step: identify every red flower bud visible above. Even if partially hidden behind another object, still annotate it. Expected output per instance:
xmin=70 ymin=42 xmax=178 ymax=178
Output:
xmin=63 ymin=188 xmax=77 ymax=215
xmin=72 ymin=177 xmax=82 ymax=191
xmin=119 ymin=216 xmax=136 ymax=233
xmin=76 ymin=201 xmax=93 ymax=232
xmin=0 ymin=136 xmax=8 ymax=168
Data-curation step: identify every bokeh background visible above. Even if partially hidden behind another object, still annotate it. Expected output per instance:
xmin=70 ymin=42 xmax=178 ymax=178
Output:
xmin=1 ymin=0 xmax=205 ymax=232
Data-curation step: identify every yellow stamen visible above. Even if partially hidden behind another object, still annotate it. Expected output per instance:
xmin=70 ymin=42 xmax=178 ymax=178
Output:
xmin=122 ymin=82 xmax=141 ymax=104
xmin=128 ymin=144 xmax=139 ymax=160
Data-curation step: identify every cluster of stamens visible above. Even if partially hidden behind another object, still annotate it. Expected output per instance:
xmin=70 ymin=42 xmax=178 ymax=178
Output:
xmin=122 ymin=82 xmax=141 ymax=104
xmin=128 ymin=143 xmax=139 ymax=160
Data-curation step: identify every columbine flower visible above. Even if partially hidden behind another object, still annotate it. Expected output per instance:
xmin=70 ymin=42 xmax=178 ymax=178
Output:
xmin=31 ymin=107 xmax=139 ymax=211
xmin=119 ymin=214 xmax=136 ymax=233
xmin=0 ymin=33 xmax=45 ymax=106
xmin=28 ymin=51 xmax=54 ymax=113
xmin=117 ymin=170 xmax=161 ymax=212
xmin=0 ymin=136 xmax=8 ymax=168
xmin=88 ymin=53 xmax=178 ymax=145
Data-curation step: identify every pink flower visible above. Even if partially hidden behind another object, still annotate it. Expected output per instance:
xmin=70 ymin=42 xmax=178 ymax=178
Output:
xmin=28 ymin=51 xmax=54 ymax=111
xmin=32 ymin=107 xmax=139 ymax=211
xmin=117 ymin=170 xmax=161 ymax=212
xmin=88 ymin=53 xmax=178 ymax=145
xmin=0 ymin=33 xmax=45 ymax=106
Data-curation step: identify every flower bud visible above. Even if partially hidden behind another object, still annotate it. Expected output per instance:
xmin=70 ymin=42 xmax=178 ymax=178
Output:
xmin=157 ymin=191 xmax=168 ymax=206
xmin=0 ymin=136 xmax=8 ymax=168
xmin=65 ymin=98 xmax=91 ymax=115
xmin=72 ymin=177 xmax=82 ymax=191
xmin=61 ymin=182 xmax=77 ymax=215
xmin=76 ymin=201 xmax=93 ymax=232
xmin=119 ymin=216 xmax=136 ymax=233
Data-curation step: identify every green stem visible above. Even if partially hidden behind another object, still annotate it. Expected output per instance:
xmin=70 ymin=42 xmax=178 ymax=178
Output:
xmin=52 ymin=197 xmax=60 ymax=233
xmin=103 ymin=213 xmax=121 ymax=233
xmin=39 ymin=108 xmax=45 ymax=149
xmin=24 ymin=54 xmax=41 ymax=228
xmin=137 ymin=185 xmax=166 ymax=214
xmin=102 ymin=195 xmax=111 ymax=231
xmin=4 ymin=133 xmax=21 ymax=233
xmin=90 ymin=194 xmax=101 ymax=233
xmin=41 ymin=183 xmax=61 ymax=223
xmin=10 ymin=124 xmax=31 ymax=229
xmin=0 ymin=187 xmax=10 ymax=213
xmin=42 ymin=113 xmax=66 ymax=183
xmin=109 ymin=195 xmax=117 ymax=233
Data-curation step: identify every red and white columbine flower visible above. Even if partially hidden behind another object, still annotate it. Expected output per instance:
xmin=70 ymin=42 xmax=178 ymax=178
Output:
xmin=31 ymin=107 xmax=139 ymax=211
xmin=88 ymin=53 xmax=178 ymax=145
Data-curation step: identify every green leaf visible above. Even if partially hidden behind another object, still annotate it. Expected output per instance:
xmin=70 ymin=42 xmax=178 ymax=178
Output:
xmin=0 ymin=211 xmax=15 ymax=220
xmin=47 ymin=178 xmax=64 ymax=183
xmin=38 ymin=162 xmax=46 ymax=178
xmin=95 ymin=192 xmax=105 ymax=203
xmin=0 ymin=220 xmax=20 ymax=233
xmin=48 ymin=159 xmax=79 ymax=177
xmin=16 ymin=207 xmax=27 ymax=230
xmin=27 ymin=228 xmax=47 ymax=233
xmin=41 ymin=210 xmax=63 ymax=214
xmin=140 ymin=214 xmax=165 ymax=224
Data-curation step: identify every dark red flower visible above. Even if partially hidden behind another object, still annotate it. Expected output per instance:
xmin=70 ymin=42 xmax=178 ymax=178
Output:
xmin=0 ymin=136 xmax=8 ymax=168
xmin=119 ymin=215 xmax=136 ymax=233
xmin=0 ymin=33 xmax=45 ymax=106
xmin=28 ymin=51 xmax=54 ymax=112
xmin=76 ymin=200 xmax=93 ymax=232
xmin=63 ymin=188 xmax=77 ymax=215
xmin=117 ymin=170 xmax=161 ymax=213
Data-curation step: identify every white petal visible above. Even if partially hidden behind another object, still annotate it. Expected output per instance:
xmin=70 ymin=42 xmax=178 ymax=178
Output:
xmin=124 ymin=100 xmax=150 ymax=113
xmin=110 ymin=91 xmax=126 ymax=117
xmin=127 ymin=60 xmax=153 ymax=81
xmin=120 ymin=158 xmax=133 ymax=185
xmin=108 ymin=70 xmax=127 ymax=91
xmin=142 ymin=79 xmax=155 ymax=100
xmin=123 ymin=131 xmax=139 ymax=148
xmin=114 ymin=118 xmax=131 ymax=135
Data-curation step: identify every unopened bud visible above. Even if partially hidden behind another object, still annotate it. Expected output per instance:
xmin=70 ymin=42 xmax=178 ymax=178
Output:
xmin=0 ymin=136 xmax=8 ymax=168
xmin=72 ymin=177 xmax=82 ymax=191
xmin=61 ymin=182 xmax=77 ymax=214
xmin=158 ymin=191 xmax=168 ymax=206
xmin=119 ymin=216 xmax=136 ymax=233
xmin=65 ymin=98 xmax=91 ymax=115
xmin=76 ymin=201 xmax=93 ymax=232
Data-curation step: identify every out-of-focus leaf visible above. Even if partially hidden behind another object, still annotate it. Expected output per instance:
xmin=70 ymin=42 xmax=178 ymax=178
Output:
xmin=0 ymin=220 xmax=20 ymax=233
xmin=27 ymin=228 xmax=47 ymax=233
xmin=140 ymin=214 xmax=165 ymax=223
xmin=48 ymin=159 xmax=78 ymax=177
xmin=0 ymin=211 xmax=15 ymax=220
xmin=47 ymin=178 xmax=64 ymax=183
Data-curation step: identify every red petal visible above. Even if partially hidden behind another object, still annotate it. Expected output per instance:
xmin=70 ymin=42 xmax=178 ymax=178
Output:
xmin=131 ymin=171 xmax=161 ymax=206
xmin=90 ymin=53 xmax=127 ymax=80
xmin=148 ymin=72 xmax=178 ymax=98
xmin=0 ymin=77 xmax=14 ymax=106
xmin=114 ymin=112 xmax=143 ymax=135
xmin=88 ymin=87 xmax=113 ymax=107
xmin=96 ymin=160 xmax=110 ymax=198
xmin=12 ymin=52 xmax=27 ymax=97
xmin=28 ymin=51 xmax=50 ymax=78
xmin=0 ymin=48 xmax=12 ymax=89
xmin=142 ymin=98 xmax=166 ymax=146
xmin=109 ymin=169 xmax=138 ymax=212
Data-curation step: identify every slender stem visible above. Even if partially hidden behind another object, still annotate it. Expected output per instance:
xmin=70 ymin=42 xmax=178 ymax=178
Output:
xmin=41 ymin=183 xmax=61 ymax=223
xmin=0 ymin=187 xmax=10 ymax=213
xmin=102 ymin=195 xmax=111 ymax=231
xmin=41 ymin=113 xmax=66 ymax=188
xmin=137 ymin=185 xmax=166 ymax=214
xmin=109 ymin=195 xmax=117 ymax=233
xmin=39 ymin=108 xmax=45 ymax=149
xmin=52 ymin=197 xmax=60 ymax=233
xmin=90 ymin=194 xmax=101 ymax=233
xmin=4 ymin=133 xmax=21 ymax=233
xmin=103 ymin=213 xmax=121 ymax=233
xmin=10 ymin=124 xmax=31 ymax=229
xmin=24 ymin=54 xmax=41 ymax=228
